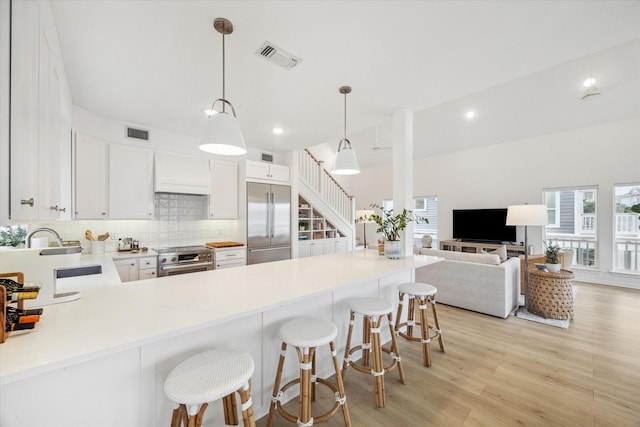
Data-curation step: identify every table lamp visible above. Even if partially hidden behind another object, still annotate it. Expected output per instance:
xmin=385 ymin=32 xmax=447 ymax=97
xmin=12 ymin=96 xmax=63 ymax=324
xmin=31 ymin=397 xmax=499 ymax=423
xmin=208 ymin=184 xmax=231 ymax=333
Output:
xmin=506 ymin=204 xmax=547 ymax=314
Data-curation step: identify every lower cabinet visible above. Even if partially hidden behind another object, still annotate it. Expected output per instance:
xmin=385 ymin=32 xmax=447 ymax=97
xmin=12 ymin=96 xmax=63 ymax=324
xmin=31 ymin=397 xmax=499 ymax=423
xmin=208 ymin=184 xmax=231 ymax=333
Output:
xmin=298 ymin=238 xmax=348 ymax=258
xmin=213 ymin=247 xmax=246 ymax=269
xmin=114 ymin=256 xmax=157 ymax=282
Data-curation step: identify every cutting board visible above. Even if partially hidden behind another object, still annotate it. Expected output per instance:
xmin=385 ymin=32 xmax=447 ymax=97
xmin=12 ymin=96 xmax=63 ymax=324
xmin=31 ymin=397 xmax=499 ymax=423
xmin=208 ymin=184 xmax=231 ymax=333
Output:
xmin=206 ymin=241 xmax=244 ymax=248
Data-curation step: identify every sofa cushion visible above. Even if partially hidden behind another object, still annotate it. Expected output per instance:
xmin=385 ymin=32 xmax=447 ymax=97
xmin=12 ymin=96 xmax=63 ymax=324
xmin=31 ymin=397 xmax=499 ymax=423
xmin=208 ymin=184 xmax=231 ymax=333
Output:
xmin=419 ymin=248 xmax=501 ymax=265
xmin=489 ymin=245 xmax=508 ymax=262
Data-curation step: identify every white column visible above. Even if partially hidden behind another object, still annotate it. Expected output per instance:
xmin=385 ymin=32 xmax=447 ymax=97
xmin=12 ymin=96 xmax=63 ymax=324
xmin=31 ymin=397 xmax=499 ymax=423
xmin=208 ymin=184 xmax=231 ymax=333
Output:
xmin=392 ymin=109 xmax=414 ymax=257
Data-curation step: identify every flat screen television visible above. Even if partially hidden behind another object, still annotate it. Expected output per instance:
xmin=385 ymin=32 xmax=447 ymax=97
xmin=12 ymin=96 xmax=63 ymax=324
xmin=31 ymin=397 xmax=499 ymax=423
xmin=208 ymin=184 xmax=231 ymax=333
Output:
xmin=452 ymin=208 xmax=516 ymax=243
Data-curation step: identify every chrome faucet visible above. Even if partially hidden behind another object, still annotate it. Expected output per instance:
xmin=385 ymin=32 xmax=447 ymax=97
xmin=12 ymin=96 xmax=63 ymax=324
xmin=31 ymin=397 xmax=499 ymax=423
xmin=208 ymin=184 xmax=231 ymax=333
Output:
xmin=26 ymin=227 xmax=64 ymax=248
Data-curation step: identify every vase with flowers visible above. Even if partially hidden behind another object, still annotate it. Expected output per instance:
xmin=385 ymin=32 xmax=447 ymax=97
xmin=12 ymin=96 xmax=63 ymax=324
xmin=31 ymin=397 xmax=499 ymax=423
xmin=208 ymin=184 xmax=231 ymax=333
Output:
xmin=359 ymin=204 xmax=427 ymax=259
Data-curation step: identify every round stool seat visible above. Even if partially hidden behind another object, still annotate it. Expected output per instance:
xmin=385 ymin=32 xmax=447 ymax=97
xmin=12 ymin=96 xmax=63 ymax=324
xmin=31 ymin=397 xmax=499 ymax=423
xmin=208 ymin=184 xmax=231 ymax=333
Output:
xmin=398 ymin=282 xmax=437 ymax=297
xmin=279 ymin=316 xmax=337 ymax=348
xmin=348 ymin=297 xmax=393 ymax=316
xmin=164 ymin=349 xmax=254 ymax=406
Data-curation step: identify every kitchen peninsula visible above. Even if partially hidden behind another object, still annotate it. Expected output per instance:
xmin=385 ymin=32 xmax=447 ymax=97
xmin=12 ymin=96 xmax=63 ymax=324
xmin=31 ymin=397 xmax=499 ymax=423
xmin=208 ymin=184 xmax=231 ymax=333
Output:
xmin=0 ymin=251 xmax=441 ymax=426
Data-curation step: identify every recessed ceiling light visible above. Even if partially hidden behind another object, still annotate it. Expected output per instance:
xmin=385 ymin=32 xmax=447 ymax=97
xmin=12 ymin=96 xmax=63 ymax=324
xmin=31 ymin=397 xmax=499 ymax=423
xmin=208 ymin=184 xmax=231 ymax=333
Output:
xmin=465 ymin=111 xmax=475 ymax=119
xmin=272 ymin=127 xmax=284 ymax=135
xmin=204 ymin=108 xmax=217 ymax=118
xmin=583 ymin=77 xmax=597 ymax=87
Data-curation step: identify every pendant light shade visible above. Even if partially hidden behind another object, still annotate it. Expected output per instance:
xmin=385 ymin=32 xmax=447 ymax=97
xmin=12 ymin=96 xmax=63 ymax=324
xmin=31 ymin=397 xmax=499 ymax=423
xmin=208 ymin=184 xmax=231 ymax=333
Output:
xmin=331 ymin=86 xmax=360 ymax=175
xmin=200 ymin=18 xmax=247 ymax=156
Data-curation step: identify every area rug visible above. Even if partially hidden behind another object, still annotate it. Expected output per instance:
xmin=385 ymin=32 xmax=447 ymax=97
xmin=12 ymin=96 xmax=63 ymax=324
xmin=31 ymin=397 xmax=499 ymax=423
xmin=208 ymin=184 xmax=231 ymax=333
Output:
xmin=512 ymin=286 xmax=579 ymax=329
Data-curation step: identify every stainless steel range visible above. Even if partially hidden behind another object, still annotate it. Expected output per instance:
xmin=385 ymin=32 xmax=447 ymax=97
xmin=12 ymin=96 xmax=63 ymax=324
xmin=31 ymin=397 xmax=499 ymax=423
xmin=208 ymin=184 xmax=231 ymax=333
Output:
xmin=154 ymin=245 xmax=214 ymax=277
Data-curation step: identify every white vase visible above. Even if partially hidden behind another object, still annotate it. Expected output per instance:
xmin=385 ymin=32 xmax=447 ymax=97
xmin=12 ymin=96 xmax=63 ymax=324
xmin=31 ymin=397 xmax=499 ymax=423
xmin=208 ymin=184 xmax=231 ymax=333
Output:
xmin=546 ymin=263 xmax=561 ymax=273
xmin=384 ymin=240 xmax=402 ymax=259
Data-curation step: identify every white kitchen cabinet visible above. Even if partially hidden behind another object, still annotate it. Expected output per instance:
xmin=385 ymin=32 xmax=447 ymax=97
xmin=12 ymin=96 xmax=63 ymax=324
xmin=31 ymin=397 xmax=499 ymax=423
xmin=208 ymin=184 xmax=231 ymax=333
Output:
xmin=73 ymin=133 xmax=108 ymax=219
xmin=114 ymin=255 xmax=157 ymax=282
xmin=246 ymin=160 xmax=290 ymax=183
xmin=209 ymin=159 xmax=238 ymax=219
xmin=9 ymin=0 xmax=69 ymax=220
xmin=110 ymin=145 xmax=154 ymax=219
xmin=213 ymin=247 xmax=246 ymax=269
xmin=155 ymin=151 xmax=211 ymax=194
xmin=138 ymin=256 xmax=158 ymax=280
xmin=298 ymin=240 xmax=325 ymax=258
xmin=114 ymin=258 xmax=139 ymax=282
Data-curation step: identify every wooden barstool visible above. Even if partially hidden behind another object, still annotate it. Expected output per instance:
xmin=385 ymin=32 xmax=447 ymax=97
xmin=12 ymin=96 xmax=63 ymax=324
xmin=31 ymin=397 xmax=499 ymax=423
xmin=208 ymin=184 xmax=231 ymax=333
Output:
xmin=342 ymin=297 xmax=405 ymax=408
xmin=267 ymin=317 xmax=351 ymax=427
xmin=164 ymin=348 xmax=256 ymax=427
xmin=395 ymin=282 xmax=445 ymax=367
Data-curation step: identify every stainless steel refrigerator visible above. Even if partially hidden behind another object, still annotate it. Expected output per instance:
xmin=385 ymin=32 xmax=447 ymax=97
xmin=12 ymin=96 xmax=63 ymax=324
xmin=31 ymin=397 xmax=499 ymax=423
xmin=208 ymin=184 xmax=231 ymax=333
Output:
xmin=247 ymin=182 xmax=291 ymax=265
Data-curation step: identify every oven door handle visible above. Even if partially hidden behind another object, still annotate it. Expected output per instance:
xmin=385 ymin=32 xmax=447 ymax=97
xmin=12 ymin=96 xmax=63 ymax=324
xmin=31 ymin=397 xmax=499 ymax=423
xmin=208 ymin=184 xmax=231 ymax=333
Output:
xmin=160 ymin=261 xmax=214 ymax=271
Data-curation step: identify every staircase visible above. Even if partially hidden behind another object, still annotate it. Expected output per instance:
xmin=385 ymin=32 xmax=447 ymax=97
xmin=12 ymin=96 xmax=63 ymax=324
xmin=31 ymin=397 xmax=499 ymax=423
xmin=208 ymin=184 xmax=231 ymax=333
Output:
xmin=296 ymin=149 xmax=355 ymax=244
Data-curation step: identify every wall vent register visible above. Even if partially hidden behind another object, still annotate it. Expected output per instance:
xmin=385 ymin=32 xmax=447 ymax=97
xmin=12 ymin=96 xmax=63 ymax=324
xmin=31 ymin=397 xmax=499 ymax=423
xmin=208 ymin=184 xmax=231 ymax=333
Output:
xmin=125 ymin=125 xmax=150 ymax=142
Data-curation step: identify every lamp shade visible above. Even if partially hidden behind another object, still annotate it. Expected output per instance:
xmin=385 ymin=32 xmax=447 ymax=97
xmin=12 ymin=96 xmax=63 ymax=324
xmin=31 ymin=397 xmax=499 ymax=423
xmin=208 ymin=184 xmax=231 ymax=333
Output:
xmin=355 ymin=209 xmax=375 ymax=223
xmin=506 ymin=204 xmax=547 ymax=226
xmin=199 ymin=111 xmax=247 ymax=155
xmin=332 ymin=141 xmax=360 ymax=175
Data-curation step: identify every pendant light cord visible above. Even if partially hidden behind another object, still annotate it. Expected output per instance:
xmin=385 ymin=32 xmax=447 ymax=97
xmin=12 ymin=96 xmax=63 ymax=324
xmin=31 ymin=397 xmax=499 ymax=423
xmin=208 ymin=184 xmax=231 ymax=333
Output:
xmin=343 ymin=92 xmax=347 ymax=139
xmin=221 ymin=32 xmax=226 ymax=113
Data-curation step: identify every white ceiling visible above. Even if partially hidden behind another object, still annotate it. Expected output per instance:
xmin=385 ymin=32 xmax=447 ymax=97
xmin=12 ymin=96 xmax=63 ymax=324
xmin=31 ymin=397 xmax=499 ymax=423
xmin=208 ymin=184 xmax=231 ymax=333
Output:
xmin=50 ymin=1 xmax=640 ymax=169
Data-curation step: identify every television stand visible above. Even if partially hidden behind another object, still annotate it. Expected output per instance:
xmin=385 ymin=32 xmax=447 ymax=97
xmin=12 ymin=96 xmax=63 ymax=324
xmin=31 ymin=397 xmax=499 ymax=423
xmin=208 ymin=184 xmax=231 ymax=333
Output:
xmin=439 ymin=239 xmax=531 ymax=258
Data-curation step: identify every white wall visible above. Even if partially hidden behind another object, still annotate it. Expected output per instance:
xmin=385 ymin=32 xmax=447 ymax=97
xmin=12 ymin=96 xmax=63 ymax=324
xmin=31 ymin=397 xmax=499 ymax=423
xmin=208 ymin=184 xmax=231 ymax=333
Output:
xmin=350 ymin=118 xmax=640 ymax=288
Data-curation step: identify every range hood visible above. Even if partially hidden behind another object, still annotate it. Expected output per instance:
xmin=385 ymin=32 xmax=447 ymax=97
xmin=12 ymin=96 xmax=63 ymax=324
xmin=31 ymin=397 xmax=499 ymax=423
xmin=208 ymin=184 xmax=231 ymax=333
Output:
xmin=154 ymin=152 xmax=212 ymax=195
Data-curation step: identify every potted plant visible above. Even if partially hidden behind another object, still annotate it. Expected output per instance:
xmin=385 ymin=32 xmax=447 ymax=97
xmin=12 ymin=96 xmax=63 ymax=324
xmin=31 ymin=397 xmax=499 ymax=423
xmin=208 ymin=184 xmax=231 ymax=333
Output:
xmin=544 ymin=241 xmax=562 ymax=273
xmin=0 ymin=225 xmax=27 ymax=248
xmin=361 ymin=204 xmax=427 ymax=259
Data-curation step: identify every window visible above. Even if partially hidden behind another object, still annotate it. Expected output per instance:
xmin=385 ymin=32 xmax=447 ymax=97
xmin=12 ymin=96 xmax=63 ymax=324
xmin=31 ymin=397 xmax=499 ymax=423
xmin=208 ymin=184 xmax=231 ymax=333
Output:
xmin=613 ymin=183 xmax=640 ymax=274
xmin=546 ymin=192 xmax=560 ymax=227
xmin=382 ymin=196 xmax=438 ymax=248
xmin=544 ymin=186 xmax=598 ymax=269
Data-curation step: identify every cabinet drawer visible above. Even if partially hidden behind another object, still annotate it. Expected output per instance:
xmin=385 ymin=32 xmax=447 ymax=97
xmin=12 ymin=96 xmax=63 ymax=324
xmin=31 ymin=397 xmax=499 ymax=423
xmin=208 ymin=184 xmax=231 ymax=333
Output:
xmin=215 ymin=259 xmax=246 ymax=269
xmin=139 ymin=268 xmax=157 ymax=280
xmin=139 ymin=256 xmax=158 ymax=269
xmin=215 ymin=249 xmax=246 ymax=261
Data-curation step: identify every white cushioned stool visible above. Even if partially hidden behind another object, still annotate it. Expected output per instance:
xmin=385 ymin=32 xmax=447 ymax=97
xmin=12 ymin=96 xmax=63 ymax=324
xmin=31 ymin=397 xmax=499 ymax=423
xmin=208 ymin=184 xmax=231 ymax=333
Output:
xmin=395 ymin=282 xmax=445 ymax=367
xmin=267 ymin=317 xmax=351 ymax=427
xmin=164 ymin=348 xmax=256 ymax=427
xmin=342 ymin=297 xmax=405 ymax=408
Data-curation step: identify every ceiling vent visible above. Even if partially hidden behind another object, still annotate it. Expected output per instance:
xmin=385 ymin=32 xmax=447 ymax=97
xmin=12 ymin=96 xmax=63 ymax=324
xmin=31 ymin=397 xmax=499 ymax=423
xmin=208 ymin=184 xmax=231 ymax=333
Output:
xmin=261 ymin=152 xmax=274 ymax=163
xmin=256 ymin=41 xmax=302 ymax=70
xmin=125 ymin=125 xmax=150 ymax=142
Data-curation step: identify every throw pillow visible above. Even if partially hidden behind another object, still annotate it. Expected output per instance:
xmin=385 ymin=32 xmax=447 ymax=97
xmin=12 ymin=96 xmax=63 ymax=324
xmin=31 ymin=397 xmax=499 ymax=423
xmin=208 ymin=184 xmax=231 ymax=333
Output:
xmin=490 ymin=245 xmax=508 ymax=262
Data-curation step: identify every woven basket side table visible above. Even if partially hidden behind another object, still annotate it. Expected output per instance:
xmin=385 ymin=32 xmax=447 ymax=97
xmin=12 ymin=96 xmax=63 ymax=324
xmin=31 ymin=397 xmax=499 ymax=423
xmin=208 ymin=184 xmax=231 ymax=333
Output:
xmin=528 ymin=269 xmax=575 ymax=320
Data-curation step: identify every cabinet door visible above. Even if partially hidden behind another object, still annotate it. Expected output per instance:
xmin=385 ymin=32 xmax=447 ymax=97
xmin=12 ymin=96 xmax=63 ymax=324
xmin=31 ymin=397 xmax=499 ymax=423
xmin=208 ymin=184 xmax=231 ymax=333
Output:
xmin=324 ymin=239 xmax=337 ymax=255
xmin=37 ymin=18 xmax=63 ymax=220
xmin=246 ymin=160 xmax=270 ymax=180
xmin=210 ymin=159 xmax=238 ymax=219
xmin=9 ymin=0 xmax=40 ymax=220
xmin=114 ymin=259 xmax=139 ymax=282
xmin=298 ymin=241 xmax=312 ymax=258
xmin=269 ymin=164 xmax=290 ymax=183
xmin=110 ymin=145 xmax=154 ymax=219
xmin=74 ymin=133 xmax=108 ymax=219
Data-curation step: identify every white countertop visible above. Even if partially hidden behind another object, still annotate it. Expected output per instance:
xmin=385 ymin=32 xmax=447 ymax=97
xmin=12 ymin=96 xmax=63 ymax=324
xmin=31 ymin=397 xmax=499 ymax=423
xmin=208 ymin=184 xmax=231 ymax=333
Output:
xmin=0 ymin=250 xmax=441 ymax=384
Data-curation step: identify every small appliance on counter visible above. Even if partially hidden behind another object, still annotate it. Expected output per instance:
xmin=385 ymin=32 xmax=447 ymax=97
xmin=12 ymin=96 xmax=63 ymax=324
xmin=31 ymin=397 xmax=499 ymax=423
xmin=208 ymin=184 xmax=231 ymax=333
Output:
xmin=118 ymin=238 xmax=140 ymax=252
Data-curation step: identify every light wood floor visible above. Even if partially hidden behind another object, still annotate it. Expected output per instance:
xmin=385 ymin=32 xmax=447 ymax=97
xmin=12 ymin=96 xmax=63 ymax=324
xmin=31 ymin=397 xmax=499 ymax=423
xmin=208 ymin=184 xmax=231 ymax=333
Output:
xmin=257 ymin=282 xmax=640 ymax=427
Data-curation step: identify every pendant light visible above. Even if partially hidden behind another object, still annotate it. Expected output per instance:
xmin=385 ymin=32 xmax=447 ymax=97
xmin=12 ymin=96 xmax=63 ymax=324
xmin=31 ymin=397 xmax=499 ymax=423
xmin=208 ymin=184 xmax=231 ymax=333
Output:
xmin=331 ymin=86 xmax=360 ymax=175
xmin=199 ymin=18 xmax=247 ymax=156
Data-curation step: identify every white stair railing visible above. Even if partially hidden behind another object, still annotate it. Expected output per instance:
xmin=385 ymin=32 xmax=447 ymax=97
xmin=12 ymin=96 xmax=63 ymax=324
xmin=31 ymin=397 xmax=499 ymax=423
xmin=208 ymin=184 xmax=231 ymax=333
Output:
xmin=298 ymin=149 xmax=354 ymax=222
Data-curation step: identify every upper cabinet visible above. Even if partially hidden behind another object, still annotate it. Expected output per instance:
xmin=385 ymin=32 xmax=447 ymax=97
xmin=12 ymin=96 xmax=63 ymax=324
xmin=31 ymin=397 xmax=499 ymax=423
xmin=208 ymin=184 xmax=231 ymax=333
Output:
xmin=210 ymin=159 xmax=238 ymax=219
xmin=155 ymin=152 xmax=211 ymax=195
xmin=246 ymin=160 xmax=290 ymax=183
xmin=10 ymin=0 xmax=70 ymax=220
xmin=110 ymin=145 xmax=154 ymax=219
xmin=73 ymin=133 xmax=108 ymax=219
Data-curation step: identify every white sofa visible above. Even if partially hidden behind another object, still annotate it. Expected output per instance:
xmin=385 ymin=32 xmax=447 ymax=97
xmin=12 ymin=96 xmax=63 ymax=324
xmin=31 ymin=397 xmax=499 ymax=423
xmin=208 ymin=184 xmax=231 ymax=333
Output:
xmin=414 ymin=248 xmax=520 ymax=318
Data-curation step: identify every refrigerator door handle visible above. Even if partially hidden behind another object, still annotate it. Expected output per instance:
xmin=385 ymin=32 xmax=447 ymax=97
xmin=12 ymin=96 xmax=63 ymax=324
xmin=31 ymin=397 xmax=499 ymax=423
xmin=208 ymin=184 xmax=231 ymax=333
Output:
xmin=270 ymin=192 xmax=275 ymax=238
xmin=265 ymin=192 xmax=271 ymax=238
